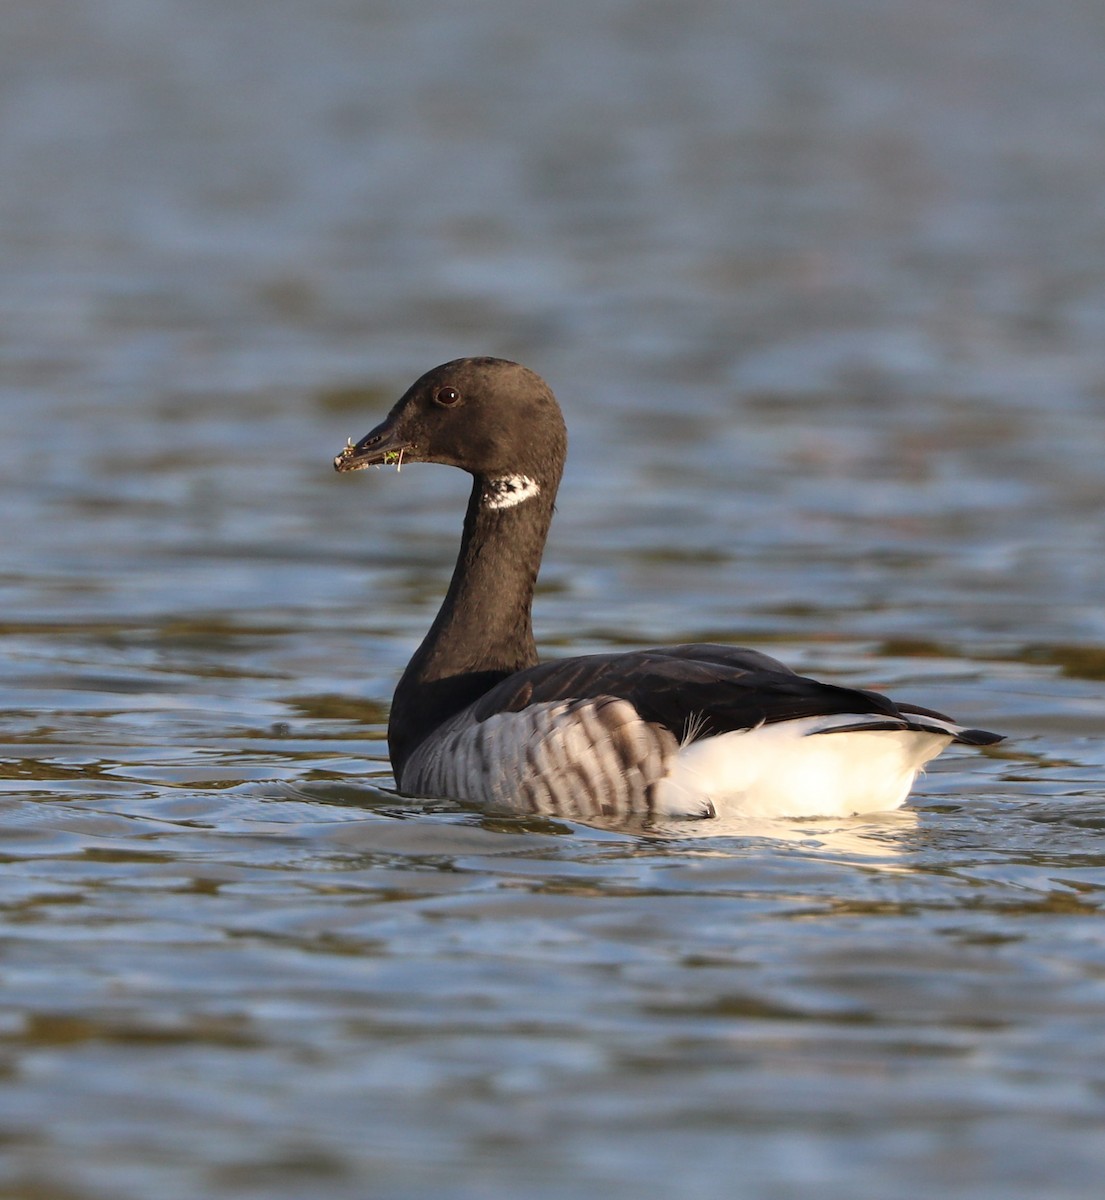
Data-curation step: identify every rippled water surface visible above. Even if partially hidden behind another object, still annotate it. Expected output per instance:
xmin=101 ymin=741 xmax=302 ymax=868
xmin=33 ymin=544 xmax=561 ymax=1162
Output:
xmin=3 ymin=2 xmax=1105 ymax=1197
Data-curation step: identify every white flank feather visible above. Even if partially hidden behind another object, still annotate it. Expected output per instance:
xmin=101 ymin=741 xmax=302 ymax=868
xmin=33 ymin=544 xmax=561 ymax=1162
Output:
xmin=401 ymin=698 xmax=678 ymax=820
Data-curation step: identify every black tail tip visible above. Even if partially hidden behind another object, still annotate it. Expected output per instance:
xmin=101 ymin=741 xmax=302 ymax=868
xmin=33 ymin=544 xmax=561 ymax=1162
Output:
xmin=954 ymin=728 xmax=1005 ymax=747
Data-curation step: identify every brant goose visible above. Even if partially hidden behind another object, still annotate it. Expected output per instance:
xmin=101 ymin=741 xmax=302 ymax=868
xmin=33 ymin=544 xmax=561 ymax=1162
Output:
xmin=334 ymin=357 xmax=1001 ymax=822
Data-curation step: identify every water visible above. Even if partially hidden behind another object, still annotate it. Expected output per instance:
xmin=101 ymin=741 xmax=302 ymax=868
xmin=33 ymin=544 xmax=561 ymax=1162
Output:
xmin=3 ymin=1 xmax=1105 ymax=1197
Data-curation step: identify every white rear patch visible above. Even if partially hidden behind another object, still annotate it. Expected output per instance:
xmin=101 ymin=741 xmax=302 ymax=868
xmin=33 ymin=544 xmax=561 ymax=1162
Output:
xmin=484 ymin=474 xmax=540 ymax=510
xmin=652 ymin=714 xmax=954 ymax=820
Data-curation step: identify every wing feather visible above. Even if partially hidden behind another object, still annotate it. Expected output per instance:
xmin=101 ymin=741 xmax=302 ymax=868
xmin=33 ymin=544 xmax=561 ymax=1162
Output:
xmin=469 ymin=643 xmax=911 ymax=739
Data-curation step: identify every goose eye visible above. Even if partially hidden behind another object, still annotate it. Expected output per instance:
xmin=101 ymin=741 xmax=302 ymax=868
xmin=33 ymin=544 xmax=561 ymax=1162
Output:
xmin=435 ymin=386 xmax=461 ymax=407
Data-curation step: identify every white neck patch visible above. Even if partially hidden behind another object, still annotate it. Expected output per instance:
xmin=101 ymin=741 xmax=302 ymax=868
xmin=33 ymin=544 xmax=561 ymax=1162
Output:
xmin=483 ymin=474 xmax=541 ymax=510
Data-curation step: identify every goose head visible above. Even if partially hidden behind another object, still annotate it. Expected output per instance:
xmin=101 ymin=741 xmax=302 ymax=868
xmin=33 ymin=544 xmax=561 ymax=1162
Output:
xmin=334 ymin=357 xmax=567 ymax=489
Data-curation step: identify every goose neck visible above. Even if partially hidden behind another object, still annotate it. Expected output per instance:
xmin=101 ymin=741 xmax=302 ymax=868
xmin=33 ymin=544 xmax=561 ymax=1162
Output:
xmin=388 ymin=471 xmax=558 ymax=771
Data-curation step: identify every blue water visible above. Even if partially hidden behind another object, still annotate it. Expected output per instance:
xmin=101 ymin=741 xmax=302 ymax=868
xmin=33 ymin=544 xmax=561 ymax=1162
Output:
xmin=3 ymin=2 xmax=1105 ymax=1197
